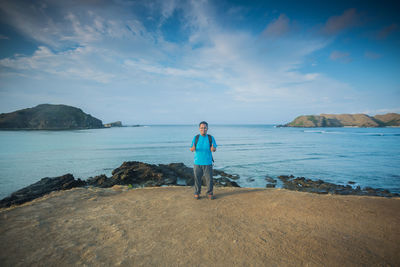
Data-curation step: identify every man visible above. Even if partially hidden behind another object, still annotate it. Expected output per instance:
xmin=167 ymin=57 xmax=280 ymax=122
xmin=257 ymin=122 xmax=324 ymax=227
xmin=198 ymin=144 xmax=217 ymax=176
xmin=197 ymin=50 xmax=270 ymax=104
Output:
xmin=190 ymin=121 xmax=217 ymax=200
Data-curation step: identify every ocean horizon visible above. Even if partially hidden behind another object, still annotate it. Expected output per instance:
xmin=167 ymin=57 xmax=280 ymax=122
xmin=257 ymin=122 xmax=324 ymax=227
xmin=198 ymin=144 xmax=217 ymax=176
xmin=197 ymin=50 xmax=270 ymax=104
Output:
xmin=1 ymin=124 xmax=399 ymax=199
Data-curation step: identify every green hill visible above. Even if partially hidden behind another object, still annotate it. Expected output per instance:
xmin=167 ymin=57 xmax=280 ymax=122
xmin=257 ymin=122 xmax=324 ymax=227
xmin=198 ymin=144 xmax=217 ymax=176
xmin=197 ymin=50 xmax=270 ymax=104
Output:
xmin=0 ymin=104 xmax=104 ymax=130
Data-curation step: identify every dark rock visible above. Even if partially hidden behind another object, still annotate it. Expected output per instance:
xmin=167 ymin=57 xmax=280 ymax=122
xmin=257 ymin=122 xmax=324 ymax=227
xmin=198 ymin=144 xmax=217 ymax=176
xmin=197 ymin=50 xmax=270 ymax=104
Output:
xmin=87 ymin=174 xmax=116 ymax=188
xmin=214 ymin=177 xmax=240 ymax=187
xmin=110 ymin=161 xmax=241 ymax=188
xmin=348 ymin=181 xmax=356 ymax=184
xmin=246 ymin=177 xmax=255 ymax=182
xmin=214 ymin=169 xmax=240 ymax=180
xmin=111 ymin=161 xmax=177 ymax=186
xmin=265 ymin=176 xmax=277 ymax=184
xmin=162 ymin=163 xmax=194 ymax=185
xmin=0 ymin=174 xmax=86 ymax=208
xmin=277 ymin=175 xmax=398 ymax=197
xmin=266 ymin=184 xmax=276 ymax=188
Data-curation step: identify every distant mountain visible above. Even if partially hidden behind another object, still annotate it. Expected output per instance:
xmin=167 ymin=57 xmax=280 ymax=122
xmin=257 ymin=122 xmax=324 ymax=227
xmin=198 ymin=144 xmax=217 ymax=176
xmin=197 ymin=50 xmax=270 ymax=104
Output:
xmin=373 ymin=113 xmax=400 ymax=126
xmin=0 ymin=104 xmax=104 ymax=130
xmin=282 ymin=113 xmax=400 ymax=127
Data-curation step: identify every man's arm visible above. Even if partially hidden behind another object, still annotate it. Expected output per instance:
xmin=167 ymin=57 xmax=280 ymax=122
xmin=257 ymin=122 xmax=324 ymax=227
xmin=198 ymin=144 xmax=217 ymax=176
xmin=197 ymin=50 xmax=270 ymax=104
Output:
xmin=190 ymin=137 xmax=196 ymax=152
xmin=210 ymin=136 xmax=217 ymax=152
xmin=210 ymin=144 xmax=216 ymax=152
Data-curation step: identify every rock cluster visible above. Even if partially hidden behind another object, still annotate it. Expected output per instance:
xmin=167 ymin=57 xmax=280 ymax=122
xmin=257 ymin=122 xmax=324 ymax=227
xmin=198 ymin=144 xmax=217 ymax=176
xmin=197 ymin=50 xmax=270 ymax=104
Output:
xmin=0 ymin=162 xmax=240 ymax=208
xmin=87 ymin=161 xmax=240 ymax=188
xmin=265 ymin=176 xmax=277 ymax=188
xmin=0 ymin=174 xmax=86 ymax=208
xmin=278 ymin=175 xmax=399 ymax=197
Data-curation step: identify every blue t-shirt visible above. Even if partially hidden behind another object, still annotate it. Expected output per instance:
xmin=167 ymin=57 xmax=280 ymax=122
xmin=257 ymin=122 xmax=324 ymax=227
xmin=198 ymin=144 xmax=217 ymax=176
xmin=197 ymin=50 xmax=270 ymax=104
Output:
xmin=191 ymin=134 xmax=217 ymax=165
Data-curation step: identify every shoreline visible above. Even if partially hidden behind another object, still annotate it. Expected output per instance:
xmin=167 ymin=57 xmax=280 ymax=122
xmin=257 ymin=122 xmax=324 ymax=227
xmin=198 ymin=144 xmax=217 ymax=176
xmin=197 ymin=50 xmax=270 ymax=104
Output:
xmin=1 ymin=186 xmax=399 ymax=266
xmin=1 ymin=161 xmax=399 ymax=209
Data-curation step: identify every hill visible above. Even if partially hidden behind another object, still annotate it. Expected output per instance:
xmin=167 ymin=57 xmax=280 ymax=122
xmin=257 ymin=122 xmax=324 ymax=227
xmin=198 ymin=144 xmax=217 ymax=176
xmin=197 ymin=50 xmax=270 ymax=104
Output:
xmin=283 ymin=113 xmax=400 ymax=127
xmin=374 ymin=113 xmax=400 ymax=126
xmin=0 ymin=104 xmax=104 ymax=130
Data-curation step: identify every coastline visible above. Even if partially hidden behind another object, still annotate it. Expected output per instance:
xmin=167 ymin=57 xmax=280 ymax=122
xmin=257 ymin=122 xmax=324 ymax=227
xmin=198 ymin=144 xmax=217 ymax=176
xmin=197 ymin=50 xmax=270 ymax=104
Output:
xmin=1 ymin=186 xmax=399 ymax=266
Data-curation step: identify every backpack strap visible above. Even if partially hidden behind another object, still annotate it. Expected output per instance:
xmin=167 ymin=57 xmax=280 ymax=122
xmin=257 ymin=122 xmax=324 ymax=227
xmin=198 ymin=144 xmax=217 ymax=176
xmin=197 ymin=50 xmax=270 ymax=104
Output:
xmin=194 ymin=134 xmax=200 ymax=148
xmin=208 ymin=134 xmax=214 ymax=163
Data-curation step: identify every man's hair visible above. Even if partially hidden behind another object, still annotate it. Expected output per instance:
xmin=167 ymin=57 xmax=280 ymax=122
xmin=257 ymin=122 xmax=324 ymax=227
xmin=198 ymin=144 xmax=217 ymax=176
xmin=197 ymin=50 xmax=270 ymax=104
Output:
xmin=199 ymin=121 xmax=208 ymax=128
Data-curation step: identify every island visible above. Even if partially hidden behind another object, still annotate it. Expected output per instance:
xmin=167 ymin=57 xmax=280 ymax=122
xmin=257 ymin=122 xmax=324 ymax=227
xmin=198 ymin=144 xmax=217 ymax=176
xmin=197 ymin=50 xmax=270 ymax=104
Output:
xmin=0 ymin=104 xmax=104 ymax=130
xmin=280 ymin=113 xmax=400 ymax=127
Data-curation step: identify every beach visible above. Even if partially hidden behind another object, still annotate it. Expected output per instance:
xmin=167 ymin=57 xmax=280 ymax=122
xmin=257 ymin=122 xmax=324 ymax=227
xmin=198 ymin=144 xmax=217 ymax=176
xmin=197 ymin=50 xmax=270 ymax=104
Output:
xmin=1 ymin=186 xmax=399 ymax=266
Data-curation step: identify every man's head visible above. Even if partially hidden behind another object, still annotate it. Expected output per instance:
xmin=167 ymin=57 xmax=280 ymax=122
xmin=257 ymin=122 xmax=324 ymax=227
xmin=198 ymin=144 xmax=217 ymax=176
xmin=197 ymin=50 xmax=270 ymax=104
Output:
xmin=199 ymin=121 xmax=208 ymax=136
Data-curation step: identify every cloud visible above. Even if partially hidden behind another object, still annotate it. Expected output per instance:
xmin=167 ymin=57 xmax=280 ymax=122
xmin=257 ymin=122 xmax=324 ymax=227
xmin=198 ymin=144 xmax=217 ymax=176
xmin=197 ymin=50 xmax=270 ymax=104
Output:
xmin=0 ymin=0 xmax=363 ymax=123
xmin=262 ymin=14 xmax=290 ymax=37
xmin=0 ymin=46 xmax=115 ymax=83
xmin=330 ymin=50 xmax=352 ymax=63
xmin=377 ymin=23 xmax=398 ymax=39
xmin=363 ymin=107 xmax=400 ymax=115
xmin=364 ymin=51 xmax=382 ymax=59
xmin=0 ymin=34 xmax=10 ymax=40
xmin=323 ymin=8 xmax=361 ymax=35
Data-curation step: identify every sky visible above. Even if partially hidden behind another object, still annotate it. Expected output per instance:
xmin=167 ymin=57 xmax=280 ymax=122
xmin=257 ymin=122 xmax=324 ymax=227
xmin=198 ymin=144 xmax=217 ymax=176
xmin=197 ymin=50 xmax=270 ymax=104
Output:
xmin=0 ymin=0 xmax=399 ymax=124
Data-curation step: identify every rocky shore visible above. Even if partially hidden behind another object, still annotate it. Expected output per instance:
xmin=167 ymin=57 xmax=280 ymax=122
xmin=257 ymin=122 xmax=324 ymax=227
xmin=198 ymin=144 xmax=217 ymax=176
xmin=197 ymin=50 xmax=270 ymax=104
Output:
xmin=0 ymin=161 xmax=239 ymax=208
xmin=278 ymin=175 xmax=400 ymax=197
xmin=1 ymin=161 xmax=398 ymax=208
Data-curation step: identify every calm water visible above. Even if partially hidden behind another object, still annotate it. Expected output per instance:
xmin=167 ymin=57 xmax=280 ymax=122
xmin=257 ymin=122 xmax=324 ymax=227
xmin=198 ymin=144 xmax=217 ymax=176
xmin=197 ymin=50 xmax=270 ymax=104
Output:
xmin=1 ymin=125 xmax=400 ymax=199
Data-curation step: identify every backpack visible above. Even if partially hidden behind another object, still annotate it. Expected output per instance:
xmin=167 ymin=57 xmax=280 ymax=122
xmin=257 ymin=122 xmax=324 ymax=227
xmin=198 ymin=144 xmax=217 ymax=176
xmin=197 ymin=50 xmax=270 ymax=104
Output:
xmin=194 ymin=134 xmax=214 ymax=163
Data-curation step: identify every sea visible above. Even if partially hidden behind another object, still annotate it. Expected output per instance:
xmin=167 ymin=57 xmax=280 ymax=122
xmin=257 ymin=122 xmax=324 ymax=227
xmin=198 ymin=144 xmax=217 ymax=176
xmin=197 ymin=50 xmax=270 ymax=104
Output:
xmin=1 ymin=125 xmax=400 ymax=199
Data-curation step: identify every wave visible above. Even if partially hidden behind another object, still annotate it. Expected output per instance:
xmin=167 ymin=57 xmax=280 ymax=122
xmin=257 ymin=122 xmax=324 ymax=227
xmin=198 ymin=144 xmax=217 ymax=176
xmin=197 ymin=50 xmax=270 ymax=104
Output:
xmin=303 ymin=130 xmax=400 ymax=137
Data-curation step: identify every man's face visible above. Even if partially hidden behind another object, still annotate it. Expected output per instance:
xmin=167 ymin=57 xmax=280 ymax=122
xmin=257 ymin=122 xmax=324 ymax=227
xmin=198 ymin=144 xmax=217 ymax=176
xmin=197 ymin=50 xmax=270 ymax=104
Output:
xmin=199 ymin=123 xmax=208 ymax=136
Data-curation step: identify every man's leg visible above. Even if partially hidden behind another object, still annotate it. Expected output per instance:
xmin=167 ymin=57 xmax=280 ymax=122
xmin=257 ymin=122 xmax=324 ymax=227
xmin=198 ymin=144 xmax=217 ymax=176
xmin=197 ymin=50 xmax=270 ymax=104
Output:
xmin=193 ymin=164 xmax=203 ymax=196
xmin=204 ymin=165 xmax=214 ymax=196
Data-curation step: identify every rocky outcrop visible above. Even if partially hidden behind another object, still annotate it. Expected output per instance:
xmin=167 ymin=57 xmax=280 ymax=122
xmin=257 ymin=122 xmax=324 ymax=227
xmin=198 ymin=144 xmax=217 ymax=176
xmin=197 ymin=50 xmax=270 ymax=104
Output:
xmin=278 ymin=175 xmax=399 ymax=197
xmin=104 ymin=121 xmax=123 ymax=127
xmin=0 ymin=174 xmax=86 ymax=208
xmin=98 ymin=161 xmax=240 ymax=188
xmin=281 ymin=113 xmax=400 ymax=127
xmin=0 ymin=162 xmax=240 ymax=208
xmin=0 ymin=104 xmax=104 ymax=130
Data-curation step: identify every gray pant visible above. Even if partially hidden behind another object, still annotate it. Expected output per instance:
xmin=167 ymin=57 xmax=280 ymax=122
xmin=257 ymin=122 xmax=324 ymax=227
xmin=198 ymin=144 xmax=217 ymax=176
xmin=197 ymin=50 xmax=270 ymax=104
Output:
xmin=193 ymin=164 xmax=213 ymax=195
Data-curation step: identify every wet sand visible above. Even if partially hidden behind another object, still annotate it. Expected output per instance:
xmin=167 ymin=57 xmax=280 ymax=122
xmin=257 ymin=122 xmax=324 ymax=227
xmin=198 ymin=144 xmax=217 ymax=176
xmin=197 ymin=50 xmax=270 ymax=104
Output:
xmin=0 ymin=186 xmax=399 ymax=266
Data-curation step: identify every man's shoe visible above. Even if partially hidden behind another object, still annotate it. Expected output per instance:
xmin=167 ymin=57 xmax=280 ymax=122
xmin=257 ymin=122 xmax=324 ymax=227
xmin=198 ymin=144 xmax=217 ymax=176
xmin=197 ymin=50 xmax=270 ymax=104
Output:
xmin=194 ymin=194 xmax=200 ymax=200
xmin=208 ymin=194 xmax=214 ymax=200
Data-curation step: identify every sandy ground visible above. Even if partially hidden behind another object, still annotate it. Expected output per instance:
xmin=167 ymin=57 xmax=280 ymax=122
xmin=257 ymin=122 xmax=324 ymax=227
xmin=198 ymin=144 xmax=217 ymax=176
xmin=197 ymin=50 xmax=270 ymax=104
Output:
xmin=0 ymin=186 xmax=399 ymax=267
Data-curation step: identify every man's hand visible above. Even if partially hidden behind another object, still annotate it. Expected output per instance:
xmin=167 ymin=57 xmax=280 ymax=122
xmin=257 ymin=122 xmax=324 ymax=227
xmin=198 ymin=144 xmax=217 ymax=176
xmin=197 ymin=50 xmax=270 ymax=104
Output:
xmin=190 ymin=145 xmax=196 ymax=152
xmin=210 ymin=144 xmax=216 ymax=152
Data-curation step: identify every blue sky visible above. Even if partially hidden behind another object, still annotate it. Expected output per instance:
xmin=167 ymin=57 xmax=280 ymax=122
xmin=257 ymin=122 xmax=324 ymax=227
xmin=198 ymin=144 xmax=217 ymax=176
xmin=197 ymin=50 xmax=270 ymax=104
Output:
xmin=0 ymin=0 xmax=399 ymax=124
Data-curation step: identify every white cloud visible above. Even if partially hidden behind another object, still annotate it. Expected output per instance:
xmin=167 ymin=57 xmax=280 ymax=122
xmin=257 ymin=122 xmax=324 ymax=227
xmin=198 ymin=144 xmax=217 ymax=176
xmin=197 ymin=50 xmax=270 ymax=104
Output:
xmin=0 ymin=0 xmax=368 ymax=123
